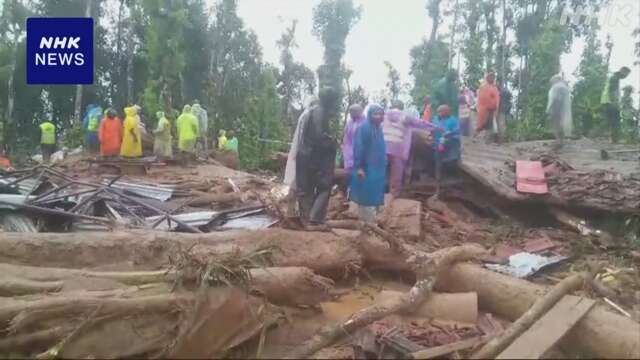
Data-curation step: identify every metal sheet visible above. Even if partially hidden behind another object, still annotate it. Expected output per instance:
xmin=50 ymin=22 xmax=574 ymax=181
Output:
xmin=102 ymin=179 xmax=176 ymax=202
xmin=0 ymin=194 xmax=34 ymax=209
xmin=146 ymin=211 xmax=219 ymax=231
xmin=218 ymin=213 xmax=277 ymax=231
xmin=0 ymin=212 xmax=38 ymax=232
xmin=0 ymin=177 xmax=42 ymax=195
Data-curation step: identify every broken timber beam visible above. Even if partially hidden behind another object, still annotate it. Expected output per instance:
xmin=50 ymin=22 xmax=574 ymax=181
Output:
xmin=437 ymin=263 xmax=640 ymax=359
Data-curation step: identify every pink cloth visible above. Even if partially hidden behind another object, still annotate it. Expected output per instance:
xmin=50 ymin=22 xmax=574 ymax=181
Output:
xmin=342 ymin=114 xmax=365 ymax=172
xmin=382 ymin=109 xmax=427 ymax=161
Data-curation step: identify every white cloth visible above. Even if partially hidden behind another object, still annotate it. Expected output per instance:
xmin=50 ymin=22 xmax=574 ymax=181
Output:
xmin=547 ymin=76 xmax=573 ymax=138
xmin=284 ymin=108 xmax=311 ymax=189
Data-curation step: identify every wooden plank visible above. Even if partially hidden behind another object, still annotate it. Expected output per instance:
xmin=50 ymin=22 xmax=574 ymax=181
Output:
xmin=411 ymin=334 xmax=495 ymax=359
xmin=497 ymin=296 xmax=596 ymax=359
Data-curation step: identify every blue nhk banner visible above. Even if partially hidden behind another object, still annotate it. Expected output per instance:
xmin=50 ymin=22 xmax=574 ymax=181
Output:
xmin=26 ymin=17 xmax=94 ymax=85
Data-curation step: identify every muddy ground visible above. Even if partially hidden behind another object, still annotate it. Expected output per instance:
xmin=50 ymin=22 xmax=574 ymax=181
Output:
xmin=0 ymin=144 xmax=638 ymax=359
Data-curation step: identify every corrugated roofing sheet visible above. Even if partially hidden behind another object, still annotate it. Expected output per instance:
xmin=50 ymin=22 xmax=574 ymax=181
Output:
xmin=146 ymin=211 xmax=219 ymax=231
xmin=102 ymin=179 xmax=176 ymax=202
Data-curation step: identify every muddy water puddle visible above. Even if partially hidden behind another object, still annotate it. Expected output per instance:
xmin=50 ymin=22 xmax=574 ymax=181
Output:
xmin=255 ymin=279 xmax=411 ymax=358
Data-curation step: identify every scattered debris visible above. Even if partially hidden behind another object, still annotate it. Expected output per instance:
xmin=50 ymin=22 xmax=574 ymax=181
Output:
xmin=485 ymin=252 xmax=568 ymax=278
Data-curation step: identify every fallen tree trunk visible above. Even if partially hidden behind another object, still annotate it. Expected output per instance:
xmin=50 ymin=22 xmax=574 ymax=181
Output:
xmin=0 ymin=230 xmax=363 ymax=278
xmin=471 ymin=270 xmax=596 ymax=359
xmin=187 ymin=192 xmax=245 ymax=207
xmin=437 ymin=263 xmax=640 ymax=359
xmin=287 ymin=244 xmax=486 ymax=359
xmin=0 ymin=263 xmax=335 ymax=307
xmin=0 ymin=294 xmax=191 ymax=333
xmin=0 ymin=326 xmax=72 ymax=353
xmin=0 ymin=278 xmax=63 ymax=296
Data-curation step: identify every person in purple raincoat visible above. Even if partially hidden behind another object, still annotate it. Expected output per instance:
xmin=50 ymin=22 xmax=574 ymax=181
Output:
xmin=382 ymin=100 xmax=437 ymax=197
xmin=341 ymin=104 xmax=365 ymax=194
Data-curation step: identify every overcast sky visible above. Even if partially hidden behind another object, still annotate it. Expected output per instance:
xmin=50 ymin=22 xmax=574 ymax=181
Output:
xmin=237 ymin=0 xmax=640 ymax=98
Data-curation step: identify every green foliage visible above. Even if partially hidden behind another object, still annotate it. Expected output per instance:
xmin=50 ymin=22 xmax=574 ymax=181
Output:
xmin=409 ymin=40 xmax=450 ymax=107
xmin=572 ymin=30 xmax=607 ymax=136
xmin=276 ymin=21 xmax=316 ymax=135
xmin=62 ymin=124 xmax=84 ymax=149
xmin=237 ymin=68 xmax=286 ymax=170
xmin=313 ymin=0 xmax=361 ymax=128
xmin=384 ymin=61 xmax=402 ymax=102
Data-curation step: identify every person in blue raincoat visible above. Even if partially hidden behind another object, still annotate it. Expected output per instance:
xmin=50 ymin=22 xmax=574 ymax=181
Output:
xmin=350 ymin=104 xmax=387 ymax=223
xmin=82 ymin=104 xmax=103 ymax=154
xmin=428 ymin=105 xmax=461 ymax=180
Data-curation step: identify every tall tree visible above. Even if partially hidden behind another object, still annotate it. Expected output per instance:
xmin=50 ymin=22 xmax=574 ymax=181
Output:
xmin=482 ymin=0 xmax=498 ymax=71
xmin=572 ymin=28 xmax=607 ymax=136
xmin=208 ymin=0 xmax=264 ymax=133
xmin=461 ymin=0 xmax=484 ymax=88
xmin=276 ymin=20 xmax=316 ymax=137
xmin=384 ymin=61 xmax=402 ymax=102
xmin=312 ymin=0 xmax=361 ymax=129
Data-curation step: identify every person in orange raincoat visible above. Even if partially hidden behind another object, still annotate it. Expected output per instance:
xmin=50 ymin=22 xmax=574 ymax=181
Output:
xmin=98 ymin=108 xmax=123 ymax=157
xmin=476 ymin=72 xmax=500 ymax=133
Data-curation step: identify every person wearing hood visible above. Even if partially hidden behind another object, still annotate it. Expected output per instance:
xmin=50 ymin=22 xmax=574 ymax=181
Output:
xmin=342 ymin=104 xmax=365 ymax=176
xmin=176 ymin=105 xmax=199 ymax=163
xmin=382 ymin=100 xmax=436 ymax=197
xmin=476 ymin=71 xmax=500 ymax=134
xmin=192 ymin=102 xmax=209 ymax=151
xmin=99 ymin=108 xmax=123 ymax=157
xmin=546 ymin=74 xmax=573 ymax=149
xmin=82 ymin=104 xmax=103 ymax=154
xmin=351 ymin=104 xmax=387 ymax=223
xmin=432 ymin=70 xmax=460 ymax=118
xmin=425 ymin=105 xmax=461 ymax=182
xmin=295 ymin=87 xmax=338 ymax=224
xmin=601 ymin=66 xmax=632 ymax=143
xmin=120 ymin=106 xmax=142 ymax=158
xmin=153 ymin=111 xmax=173 ymax=159
xmin=217 ymin=130 xmax=228 ymax=150
xmin=39 ymin=119 xmax=57 ymax=163
xmin=284 ymin=95 xmax=318 ymax=217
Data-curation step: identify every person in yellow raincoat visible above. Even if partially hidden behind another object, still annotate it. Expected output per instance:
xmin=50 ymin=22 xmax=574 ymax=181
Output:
xmin=176 ymin=105 xmax=199 ymax=163
xmin=153 ymin=111 xmax=173 ymax=160
xmin=120 ymin=106 xmax=142 ymax=158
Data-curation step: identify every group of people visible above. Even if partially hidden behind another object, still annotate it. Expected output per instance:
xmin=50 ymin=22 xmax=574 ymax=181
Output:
xmin=422 ymin=70 xmax=509 ymax=141
xmin=286 ymin=86 xmax=462 ymax=225
xmin=38 ymin=100 xmax=239 ymax=163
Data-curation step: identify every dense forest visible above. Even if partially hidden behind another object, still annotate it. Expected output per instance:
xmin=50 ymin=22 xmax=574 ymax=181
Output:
xmin=0 ymin=0 xmax=639 ymax=167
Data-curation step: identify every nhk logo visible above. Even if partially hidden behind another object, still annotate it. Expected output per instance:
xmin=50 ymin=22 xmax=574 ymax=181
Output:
xmin=27 ymin=18 xmax=93 ymax=84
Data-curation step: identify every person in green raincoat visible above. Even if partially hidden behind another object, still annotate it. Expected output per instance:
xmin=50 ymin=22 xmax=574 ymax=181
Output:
xmin=224 ymin=130 xmax=238 ymax=153
xmin=176 ymin=105 xmax=199 ymax=163
xmin=432 ymin=70 xmax=460 ymax=118
xmin=153 ymin=111 xmax=173 ymax=160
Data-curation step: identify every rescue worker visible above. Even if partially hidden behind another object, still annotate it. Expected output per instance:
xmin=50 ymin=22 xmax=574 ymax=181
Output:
xmin=296 ymin=87 xmax=338 ymax=225
xmin=342 ymin=104 xmax=365 ymax=180
xmin=422 ymin=96 xmax=432 ymax=122
xmin=192 ymin=102 xmax=209 ymax=151
xmin=601 ymin=66 xmax=632 ymax=143
xmin=98 ymin=108 xmax=123 ymax=157
xmin=224 ymin=129 xmax=238 ymax=153
xmin=39 ymin=119 xmax=57 ymax=163
xmin=546 ymin=74 xmax=573 ymax=149
xmin=382 ymin=100 xmax=435 ymax=197
xmin=476 ymin=72 xmax=500 ymax=134
xmin=82 ymin=104 xmax=102 ymax=154
xmin=176 ymin=105 xmax=199 ymax=164
xmin=120 ymin=106 xmax=142 ymax=158
xmin=432 ymin=70 xmax=460 ymax=118
xmin=152 ymin=111 xmax=173 ymax=160
xmin=217 ymin=129 xmax=227 ymax=150
xmin=351 ymin=104 xmax=386 ymax=223
xmin=427 ymin=105 xmax=461 ymax=181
